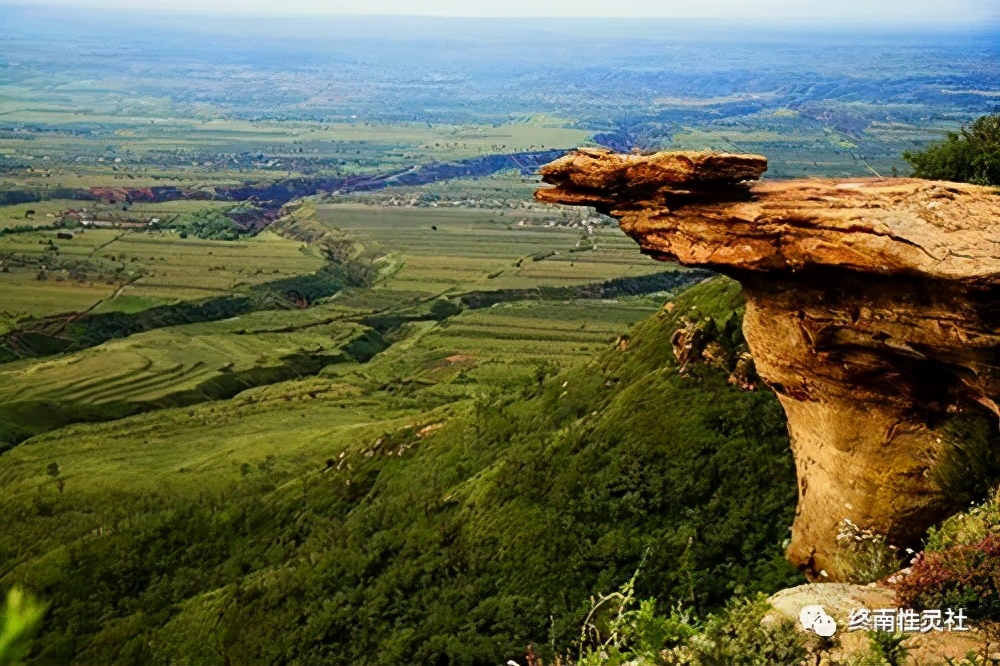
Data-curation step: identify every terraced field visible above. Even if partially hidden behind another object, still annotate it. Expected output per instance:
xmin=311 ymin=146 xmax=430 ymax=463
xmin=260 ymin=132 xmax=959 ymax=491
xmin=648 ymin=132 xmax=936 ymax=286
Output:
xmin=0 ymin=384 xmax=414 ymax=501
xmin=0 ymin=271 xmax=117 ymax=317
xmin=0 ymin=190 xmax=680 ymax=446
xmin=0 ymin=316 xmax=360 ymax=404
xmin=0 ymin=304 xmax=375 ymax=444
xmin=346 ymin=297 xmax=665 ymax=396
xmin=105 ymin=231 xmax=324 ymax=300
xmin=0 ymin=289 xmax=667 ymax=483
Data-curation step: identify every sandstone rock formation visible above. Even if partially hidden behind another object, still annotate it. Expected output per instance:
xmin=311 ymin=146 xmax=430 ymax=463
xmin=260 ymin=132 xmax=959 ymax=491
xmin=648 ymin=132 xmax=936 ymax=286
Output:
xmin=536 ymin=147 xmax=1000 ymax=580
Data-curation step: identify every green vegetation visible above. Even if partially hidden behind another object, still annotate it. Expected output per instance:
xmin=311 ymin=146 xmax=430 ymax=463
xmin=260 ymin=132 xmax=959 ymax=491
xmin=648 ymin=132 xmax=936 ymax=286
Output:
xmin=1 ymin=163 xmax=795 ymax=663
xmin=903 ymin=114 xmax=1000 ymax=186
xmin=924 ymin=489 xmax=1000 ymax=553
xmin=0 ymin=278 xmax=803 ymax=663
xmin=0 ymin=196 xmax=674 ymax=445
xmin=893 ymin=489 xmax=1000 ymax=625
xmin=162 ymin=206 xmax=247 ymax=241
xmin=0 ymin=316 xmax=378 ymax=449
xmin=932 ymin=411 xmax=1000 ymax=508
xmin=0 ymin=107 xmax=588 ymax=197
xmin=852 ymin=631 xmax=909 ymax=666
xmin=890 ymin=415 xmax=1000 ymax=625
xmin=0 ymin=223 xmax=326 ymax=319
xmin=897 ymin=534 xmax=1000 ymax=624
xmin=682 ymin=595 xmax=807 ymax=666
xmin=0 ymin=201 xmax=84 ymax=231
xmin=0 ymin=588 xmax=46 ymax=666
xmin=576 ymin=574 xmax=807 ymax=666
xmin=315 ymin=203 xmax=666 ymax=295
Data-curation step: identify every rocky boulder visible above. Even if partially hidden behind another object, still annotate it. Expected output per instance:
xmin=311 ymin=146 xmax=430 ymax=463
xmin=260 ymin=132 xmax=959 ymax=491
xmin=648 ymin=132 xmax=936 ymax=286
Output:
xmin=767 ymin=584 xmax=986 ymax=664
xmin=536 ymin=148 xmax=1000 ymax=580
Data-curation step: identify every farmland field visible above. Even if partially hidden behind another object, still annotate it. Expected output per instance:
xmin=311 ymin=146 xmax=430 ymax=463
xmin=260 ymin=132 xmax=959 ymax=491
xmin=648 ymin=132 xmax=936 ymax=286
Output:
xmin=0 ymin=188 xmax=678 ymax=447
xmin=316 ymin=203 xmax=666 ymax=294
xmin=0 ymin=224 xmax=326 ymax=318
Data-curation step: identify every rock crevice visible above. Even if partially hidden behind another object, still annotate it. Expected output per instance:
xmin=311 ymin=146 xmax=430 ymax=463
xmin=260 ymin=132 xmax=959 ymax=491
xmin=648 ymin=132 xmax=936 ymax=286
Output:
xmin=536 ymin=148 xmax=1000 ymax=579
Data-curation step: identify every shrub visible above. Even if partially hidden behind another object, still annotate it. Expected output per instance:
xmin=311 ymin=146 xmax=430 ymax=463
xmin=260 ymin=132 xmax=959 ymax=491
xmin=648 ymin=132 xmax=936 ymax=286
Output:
xmin=574 ymin=585 xmax=806 ymax=666
xmin=903 ymin=114 xmax=1000 ymax=186
xmin=894 ymin=534 xmax=1000 ymax=622
xmin=925 ymin=489 xmax=1000 ymax=552
xmin=931 ymin=413 xmax=1000 ymax=508
xmin=575 ymin=558 xmax=699 ymax=666
xmin=577 ymin=593 xmax=697 ymax=665
xmin=429 ymin=298 xmax=462 ymax=321
xmin=683 ymin=594 xmax=807 ymax=666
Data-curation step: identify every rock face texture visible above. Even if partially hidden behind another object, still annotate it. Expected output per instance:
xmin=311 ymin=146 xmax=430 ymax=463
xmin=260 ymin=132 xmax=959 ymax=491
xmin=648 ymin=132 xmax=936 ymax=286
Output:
xmin=536 ymin=148 xmax=1000 ymax=580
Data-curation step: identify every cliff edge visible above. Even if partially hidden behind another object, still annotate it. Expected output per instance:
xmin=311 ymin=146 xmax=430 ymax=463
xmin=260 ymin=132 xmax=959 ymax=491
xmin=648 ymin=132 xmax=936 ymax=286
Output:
xmin=537 ymin=147 xmax=1000 ymax=580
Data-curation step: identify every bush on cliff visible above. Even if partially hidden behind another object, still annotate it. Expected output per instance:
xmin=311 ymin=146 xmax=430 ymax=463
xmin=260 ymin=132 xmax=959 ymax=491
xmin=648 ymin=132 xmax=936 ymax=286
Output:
xmin=903 ymin=114 xmax=1000 ymax=186
xmin=897 ymin=489 xmax=1000 ymax=624
xmin=895 ymin=534 xmax=1000 ymax=623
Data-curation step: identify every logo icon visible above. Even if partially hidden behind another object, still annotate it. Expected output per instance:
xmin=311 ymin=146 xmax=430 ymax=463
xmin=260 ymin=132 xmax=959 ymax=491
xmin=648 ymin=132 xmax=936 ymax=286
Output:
xmin=799 ymin=605 xmax=837 ymax=637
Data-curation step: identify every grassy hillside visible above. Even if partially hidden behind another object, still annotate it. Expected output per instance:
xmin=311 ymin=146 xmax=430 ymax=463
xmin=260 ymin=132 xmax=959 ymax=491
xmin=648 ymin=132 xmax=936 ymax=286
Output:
xmin=0 ymin=277 xmax=802 ymax=664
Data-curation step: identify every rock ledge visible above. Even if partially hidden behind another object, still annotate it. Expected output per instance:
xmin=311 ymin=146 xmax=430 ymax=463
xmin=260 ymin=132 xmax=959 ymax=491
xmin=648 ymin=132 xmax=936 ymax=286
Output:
xmin=537 ymin=148 xmax=1000 ymax=579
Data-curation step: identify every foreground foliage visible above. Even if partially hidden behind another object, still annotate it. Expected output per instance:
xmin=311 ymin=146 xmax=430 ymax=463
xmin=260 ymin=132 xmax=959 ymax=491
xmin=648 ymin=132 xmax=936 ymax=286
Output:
xmin=0 ymin=588 xmax=45 ymax=666
xmin=892 ymin=489 xmax=1000 ymax=628
xmin=897 ymin=534 xmax=1000 ymax=623
xmin=851 ymin=631 xmax=909 ymax=666
xmin=575 ymin=578 xmax=807 ymax=666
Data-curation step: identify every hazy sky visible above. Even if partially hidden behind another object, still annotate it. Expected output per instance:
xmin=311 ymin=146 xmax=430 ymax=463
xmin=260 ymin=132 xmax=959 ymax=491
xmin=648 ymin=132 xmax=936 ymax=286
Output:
xmin=4 ymin=0 xmax=1000 ymax=21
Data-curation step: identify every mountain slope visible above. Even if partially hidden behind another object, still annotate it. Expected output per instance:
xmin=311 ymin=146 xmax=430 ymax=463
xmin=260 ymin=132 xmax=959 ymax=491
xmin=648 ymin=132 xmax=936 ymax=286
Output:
xmin=0 ymin=277 xmax=802 ymax=664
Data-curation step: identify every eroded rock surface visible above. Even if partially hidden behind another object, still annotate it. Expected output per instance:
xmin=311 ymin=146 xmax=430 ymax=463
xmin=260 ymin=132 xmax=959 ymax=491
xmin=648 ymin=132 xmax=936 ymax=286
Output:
xmin=536 ymin=148 xmax=1000 ymax=580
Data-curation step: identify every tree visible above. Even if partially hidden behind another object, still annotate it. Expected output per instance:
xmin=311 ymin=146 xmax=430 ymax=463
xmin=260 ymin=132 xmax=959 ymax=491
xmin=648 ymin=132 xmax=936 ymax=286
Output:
xmin=903 ymin=114 xmax=1000 ymax=186
xmin=429 ymin=298 xmax=462 ymax=321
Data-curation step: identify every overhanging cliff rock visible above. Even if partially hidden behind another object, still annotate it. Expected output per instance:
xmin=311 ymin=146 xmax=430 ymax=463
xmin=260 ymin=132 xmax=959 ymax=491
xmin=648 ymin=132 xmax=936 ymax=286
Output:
xmin=536 ymin=147 xmax=1000 ymax=580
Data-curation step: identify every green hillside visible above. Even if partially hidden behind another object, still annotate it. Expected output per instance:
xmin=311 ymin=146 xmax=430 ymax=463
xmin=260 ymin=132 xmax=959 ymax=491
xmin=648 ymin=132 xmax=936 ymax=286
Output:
xmin=0 ymin=277 xmax=802 ymax=664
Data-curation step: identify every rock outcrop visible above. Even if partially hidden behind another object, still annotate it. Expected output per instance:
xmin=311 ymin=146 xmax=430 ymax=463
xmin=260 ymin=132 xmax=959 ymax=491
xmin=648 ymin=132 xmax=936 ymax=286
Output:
xmin=536 ymin=147 xmax=1000 ymax=580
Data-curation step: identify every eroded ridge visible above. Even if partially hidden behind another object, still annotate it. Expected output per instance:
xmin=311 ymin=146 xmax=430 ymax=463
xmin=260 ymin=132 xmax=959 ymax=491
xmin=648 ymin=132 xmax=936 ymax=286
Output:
xmin=537 ymin=148 xmax=1000 ymax=580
